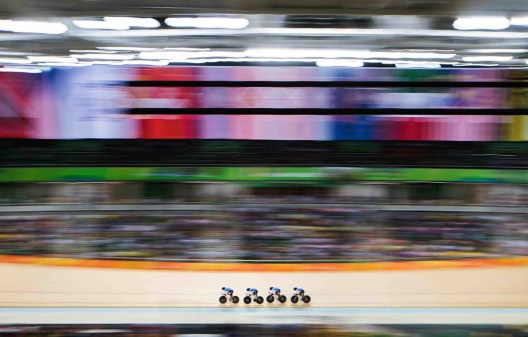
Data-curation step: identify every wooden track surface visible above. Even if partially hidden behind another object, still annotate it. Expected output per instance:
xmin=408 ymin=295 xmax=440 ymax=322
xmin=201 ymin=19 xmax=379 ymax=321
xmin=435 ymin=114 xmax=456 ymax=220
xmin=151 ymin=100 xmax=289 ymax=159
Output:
xmin=1 ymin=263 xmax=527 ymax=308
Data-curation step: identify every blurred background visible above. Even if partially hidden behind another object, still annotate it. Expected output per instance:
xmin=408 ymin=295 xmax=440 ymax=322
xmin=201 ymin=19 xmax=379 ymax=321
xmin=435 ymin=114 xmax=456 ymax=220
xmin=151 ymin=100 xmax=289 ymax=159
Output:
xmin=1 ymin=324 xmax=528 ymax=336
xmin=1 ymin=0 xmax=528 ymax=335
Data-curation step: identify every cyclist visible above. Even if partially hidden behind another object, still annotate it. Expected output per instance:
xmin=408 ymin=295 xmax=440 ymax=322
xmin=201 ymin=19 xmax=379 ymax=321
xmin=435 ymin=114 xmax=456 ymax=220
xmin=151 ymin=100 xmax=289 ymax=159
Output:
xmin=269 ymin=286 xmax=281 ymax=296
xmin=293 ymin=287 xmax=305 ymax=297
xmin=222 ymin=287 xmax=234 ymax=298
xmin=246 ymin=287 xmax=259 ymax=297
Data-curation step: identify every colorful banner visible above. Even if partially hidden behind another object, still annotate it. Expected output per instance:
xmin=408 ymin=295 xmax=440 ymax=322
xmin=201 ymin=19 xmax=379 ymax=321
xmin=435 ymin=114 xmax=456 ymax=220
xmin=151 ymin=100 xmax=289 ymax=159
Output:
xmin=1 ymin=65 xmax=527 ymax=140
xmin=0 ymin=72 xmax=52 ymax=138
xmin=1 ymin=167 xmax=528 ymax=183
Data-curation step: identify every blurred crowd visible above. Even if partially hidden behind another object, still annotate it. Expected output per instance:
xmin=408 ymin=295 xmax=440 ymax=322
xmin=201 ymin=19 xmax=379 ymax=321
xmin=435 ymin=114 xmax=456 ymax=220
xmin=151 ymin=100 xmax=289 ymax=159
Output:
xmin=0 ymin=324 xmax=526 ymax=336
xmin=0 ymin=207 xmax=526 ymax=262
xmin=2 ymin=180 xmax=528 ymax=207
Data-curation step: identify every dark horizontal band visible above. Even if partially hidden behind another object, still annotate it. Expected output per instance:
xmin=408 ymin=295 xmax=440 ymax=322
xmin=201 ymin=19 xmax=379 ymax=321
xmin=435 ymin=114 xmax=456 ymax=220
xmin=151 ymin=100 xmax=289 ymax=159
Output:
xmin=127 ymin=108 xmax=528 ymax=115
xmin=125 ymin=80 xmax=528 ymax=88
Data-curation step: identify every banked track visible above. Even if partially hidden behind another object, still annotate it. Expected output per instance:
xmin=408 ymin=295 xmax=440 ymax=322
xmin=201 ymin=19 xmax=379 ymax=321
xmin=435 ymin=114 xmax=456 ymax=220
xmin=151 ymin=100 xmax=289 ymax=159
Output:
xmin=0 ymin=261 xmax=527 ymax=308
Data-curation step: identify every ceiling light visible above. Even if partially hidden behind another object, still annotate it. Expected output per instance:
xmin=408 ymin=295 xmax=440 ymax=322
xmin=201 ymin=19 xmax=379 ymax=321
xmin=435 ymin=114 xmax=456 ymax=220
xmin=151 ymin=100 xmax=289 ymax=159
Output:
xmin=35 ymin=62 xmax=92 ymax=67
xmin=462 ymin=55 xmax=513 ymax=62
xmin=222 ymin=58 xmax=316 ymax=63
xmin=316 ymin=60 xmax=364 ymax=67
xmin=395 ymin=49 xmax=455 ymax=52
xmin=121 ymin=60 xmax=169 ymax=66
xmin=510 ymin=17 xmax=528 ymax=26
xmin=0 ymin=20 xmax=67 ymax=34
xmin=89 ymin=61 xmax=124 ymax=65
xmin=165 ymin=17 xmax=249 ymax=29
xmin=244 ymin=48 xmax=373 ymax=59
xmin=0 ymin=67 xmax=42 ymax=73
xmin=243 ymin=48 xmax=455 ymax=60
xmin=103 ymin=17 xmax=159 ymax=28
xmin=0 ymin=58 xmax=32 ymax=64
xmin=73 ymin=20 xmax=129 ymax=30
xmin=97 ymin=47 xmax=157 ymax=51
xmin=139 ymin=51 xmax=192 ymax=60
xmin=257 ymin=28 xmax=520 ymax=38
xmin=380 ymin=60 xmax=456 ymax=65
xmin=454 ymin=63 xmax=500 ymax=67
xmin=144 ymin=50 xmax=245 ymax=59
xmin=168 ymin=57 xmax=317 ymax=64
xmin=169 ymin=59 xmax=206 ymax=64
xmin=244 ymin=58 xmax=316 ymax=63
xmin=73 ymin=53 xmax=135 ymax=60
xmin=141 ymin=49 xmax=323 ymax=61
xmin=164 ymin=47 xmax=211 ymax=51
xmin=0 ymin=51 xmax=41 ymax=56
xmin=371 ymin=51 xmax=455 ymax=59
xmin=395 ymin=62 xmax=441 ymax=68
xmin=465 ymin=49 xmax=528 ymax=53
xmin=453 ymin=17 xmax=510 ymax=30
xmin=71 ymin=49 xmax=118 ymax=53
xmin=68 ymin=27 xmax=528 ymax=40
xmin=194 ymin=51 xmax=246 ymax=58
xmin=28 ymin=56 xmax=78 ymax=63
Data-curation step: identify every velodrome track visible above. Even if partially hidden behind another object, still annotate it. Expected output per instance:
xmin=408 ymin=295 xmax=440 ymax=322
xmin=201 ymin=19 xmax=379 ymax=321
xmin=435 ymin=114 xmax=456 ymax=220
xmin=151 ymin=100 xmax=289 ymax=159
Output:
xmin=1 ymin=263 xmax=527 ymax=308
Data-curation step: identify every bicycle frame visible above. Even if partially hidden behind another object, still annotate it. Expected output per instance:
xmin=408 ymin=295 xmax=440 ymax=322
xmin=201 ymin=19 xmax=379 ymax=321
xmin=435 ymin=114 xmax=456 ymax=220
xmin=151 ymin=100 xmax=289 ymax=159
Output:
xmin=221 ymin=292 xmax=234 ymax=301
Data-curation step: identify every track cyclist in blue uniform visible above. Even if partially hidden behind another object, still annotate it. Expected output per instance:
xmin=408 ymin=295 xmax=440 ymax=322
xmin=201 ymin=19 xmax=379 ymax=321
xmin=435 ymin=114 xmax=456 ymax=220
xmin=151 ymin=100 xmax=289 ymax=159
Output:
xmin=222 ymin=287 xmax=234 ymax=297
xmin=247 ymin=287 xmax=259 ymax=296
xmin=267 ymin=286 xmax=287 ymax=303
xmin=293 ymin=287 xmax=305 ymax=297
xmin=244 ymin=287 xmax=264 ymax=304
xmin=269 ymin=286 xmax=281 ymax=296
xmin=291 ymin=287 xmax=311 ymax=304
xmin=219 ymin=286 xmax=239 ymax=304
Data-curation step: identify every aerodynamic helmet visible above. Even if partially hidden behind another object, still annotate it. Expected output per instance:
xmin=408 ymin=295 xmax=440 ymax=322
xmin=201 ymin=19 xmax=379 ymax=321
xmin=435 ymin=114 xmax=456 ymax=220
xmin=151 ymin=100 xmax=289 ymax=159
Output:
xmin=222 ymin=287 xmax=226 ymax=290
xmin=270 ymin=287 xmax=273 ymax=290
xmin=294 ymin=287 xmax=297 ymax=290
xmin=247 ymin=288 xmax=250 ymax=291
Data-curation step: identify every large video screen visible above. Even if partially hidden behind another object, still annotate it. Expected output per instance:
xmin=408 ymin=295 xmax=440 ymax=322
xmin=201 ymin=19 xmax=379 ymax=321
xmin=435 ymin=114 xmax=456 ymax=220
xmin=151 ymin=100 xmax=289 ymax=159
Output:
xmin=1 ymin=66 xmax=527 ymax=140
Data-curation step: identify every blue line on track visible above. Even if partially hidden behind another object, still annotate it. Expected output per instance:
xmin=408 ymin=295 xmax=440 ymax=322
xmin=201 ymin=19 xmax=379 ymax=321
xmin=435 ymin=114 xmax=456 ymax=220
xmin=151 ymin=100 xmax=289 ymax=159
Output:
xmin=1 ymin=308 xmax=527 ymax=314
